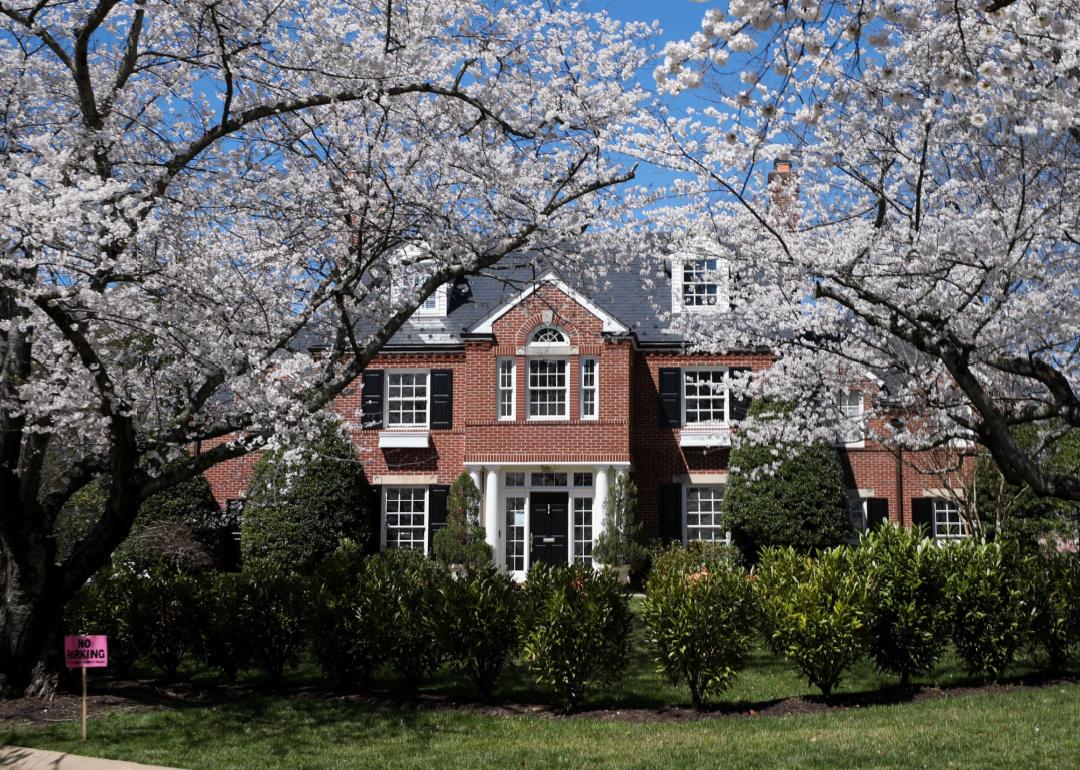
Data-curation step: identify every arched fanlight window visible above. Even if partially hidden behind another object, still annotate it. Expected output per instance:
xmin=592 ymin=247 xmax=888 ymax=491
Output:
xmin=530 ymin=327 xmax=567 ymax=344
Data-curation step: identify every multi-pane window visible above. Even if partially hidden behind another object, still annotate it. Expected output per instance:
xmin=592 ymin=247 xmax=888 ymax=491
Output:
xmin=684 ymin=369 xmax=728 ymax=425
xmin=505 ymin=472 xmax=526 ymax=488
xmin=531 ymin=472 xmax=568 ymax=487
xmin=686 ymin=486 xmax=728 ymax=542
xmin=581 ymin=358 xmax=598 ymax=420
xmin=528 ymin=359 xmax=568 ymax=418
xmin=386 ymin=371 xmax=428 ymax=427
xmin=384 ymin=487 xmax=427 ymax=551
xmin=840 ymin=390 xmax=865 ymax=444
xmin=848 ymin=497 xmax=867 ymax=543
xmin=505 ymin=496 xmax=527 ymax=571
xmin=497 ymin=359 xmax=516 ymax=420
xmin=531 ymin=327 xmax=567 ymax=344
xmin=573 ymin=472 xmax=594 ymax=488
xmin=683 ymin=258 xmax=720 ymax=307
xmin=573 ymin=497 xmax=593 ymax=565
xmin=933 ymin=499 xmax=967 ymax=540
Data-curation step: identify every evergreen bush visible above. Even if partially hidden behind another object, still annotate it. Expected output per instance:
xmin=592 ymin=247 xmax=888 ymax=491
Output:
xmin=593 ymin=473 xmax=649 ymax=575
xmin=642 ymin=543 xmax=757 ymax=708
xmin=242 ymin=423 xmax=373 ymax=574
xmin=236 ymin=561 xmax=308 ymax=683
xmin=520 ymin=563 xmax=631 ymax=710
xmin=432 ymin=472 xmax=491 ymax=571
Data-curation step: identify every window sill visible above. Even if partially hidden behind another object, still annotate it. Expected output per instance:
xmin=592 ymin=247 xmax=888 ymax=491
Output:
xmin=679 ymin=425 xmax=731 ymax=448
xmin=379 ymin=430 xmax=431 ymax=448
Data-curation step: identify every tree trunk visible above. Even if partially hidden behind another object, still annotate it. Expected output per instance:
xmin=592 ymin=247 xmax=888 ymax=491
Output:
xmin=0 ymin=545 xmax=66 ymax=698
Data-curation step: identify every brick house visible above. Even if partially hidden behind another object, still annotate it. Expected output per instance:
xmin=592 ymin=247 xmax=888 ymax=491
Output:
xmin=203 ymin=254 xmax=970 ymax=578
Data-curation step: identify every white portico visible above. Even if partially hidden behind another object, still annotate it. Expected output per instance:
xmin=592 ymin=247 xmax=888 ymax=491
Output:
xmin=465 ymin=461 xmax=630 ymax=581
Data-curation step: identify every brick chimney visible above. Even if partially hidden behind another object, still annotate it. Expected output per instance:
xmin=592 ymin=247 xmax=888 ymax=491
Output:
xmin=767 ymin=157 xmax=798 ymax=229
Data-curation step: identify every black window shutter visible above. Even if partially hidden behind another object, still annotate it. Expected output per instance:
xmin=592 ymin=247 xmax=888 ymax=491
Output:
xmin=365 ymin=485 xmax=382 ymax=554
xmin=361 ymin=370 xmax=384 ymax=429
xmin=729 ymin=367 xmax=753 ymax=422
xmin=911 ymin=497 xmax=934 ymax=535
xmin=658 ymin=483 xmax=683 ymax=543
xmin=658 ymin=368 xmax=682 ymax=427
xmin=428 ymin=484 xmax=450 ymax=555
xmin=866 ymin=498 xmax=889 ymax=530
xmin=430 ymin=370 xmax=453 ymax=429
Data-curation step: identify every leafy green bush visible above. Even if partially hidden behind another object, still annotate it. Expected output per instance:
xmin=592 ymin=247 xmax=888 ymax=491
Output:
xmin=859 ymin=524 xmax=950 ymax=685
xmin=242 ymin=423 xmax=373 ymax=574
xmin=194 ymin=571 xmax=250 ymax=682
xmin=236 ymin=561 xmax=308 ymax=683
xmin=520 ymin=564 xmax=631 ymax=710
xmin=124 ymin=565 xmax=202 ymax=679
xmin=944 ymin=539 xmax=1032 ymax=680
xmin=308 ymin=540 xmax=385 ymax=690
xmin=642 ymin=543 xmax=757 ymax=708
xmin=1026 ymin=548 xmax=1080 ymax=670
xmin=755 ymin=545 xmax=866 ymax=697
xmin=722 ymin=403 xmax=852 ymax=561
xmin=432 ymin=472 xmax=491 ymax=571
xmin=436 ymin=566 xmax=520 ymax=696
xmin=64 ymin=562 xmax=142 ymax=675
xmin=593 ymin=473 xmax=649 ymax=574
xmin=364 ymin=548 xmax=446 ymax=689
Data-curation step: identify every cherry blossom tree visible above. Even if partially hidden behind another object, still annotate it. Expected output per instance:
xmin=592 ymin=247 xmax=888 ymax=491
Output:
xmin=0 ymin=0 xmax=649 ymax=696
xmin=645 ymin=0 xmax=1079 ymax=500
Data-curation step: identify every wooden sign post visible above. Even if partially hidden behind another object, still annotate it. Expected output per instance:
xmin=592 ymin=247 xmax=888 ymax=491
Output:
xmin=64 ymin=635 xmax=108 ymax=741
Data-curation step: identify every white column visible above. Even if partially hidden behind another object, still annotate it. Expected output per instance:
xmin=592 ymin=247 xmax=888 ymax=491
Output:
xmin=593 ymin=465 xmax=611 ymax=550
xmin=484 ymin=467 xmax=502 ymax=569
xmin=468 ymin=467 xmax=482 ymax=493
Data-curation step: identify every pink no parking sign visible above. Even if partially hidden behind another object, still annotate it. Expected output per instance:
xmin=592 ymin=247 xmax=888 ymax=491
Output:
xmin=64 ymin=635 xmax=108 ymax=668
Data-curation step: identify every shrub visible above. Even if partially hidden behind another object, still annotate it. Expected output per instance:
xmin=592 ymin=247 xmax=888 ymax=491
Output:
xmin=364 ymin=548 xmax=446 ymax=689
xmin=722 ymin=402 xmax=851 ymax=561
xmin=237 ymin=561 xmax=308 ymax=683
xmin=432 ymin=472 xmax=491 ymax=571
xmin=859 ymin=524 xmax=950 ymax=685
xmin=242 ymin=423 xmax=373 ymax=574
xmin=308 ymin=540 xmax=384 ymax=690
xmin=642 ymin=543 xmax=757 ymax=708
xmin=520 ymin=564 xmax=631 ymax=710
xmin=593 ymin=473 xmax=649 ymax=575
xmin=944 ymin=539 xmax=1032 ymax=680
xmin=1026 ymin=548 xmax=1080 ymax=670
xmin=64 ymin=562 xmax=142 ymax=675
xmin=436 ymin=566 xmax=520 ymax=696
xmin=125 ymin=564 xmax=202 ymax=679
xmin=195 ymin=571 xmax=250 ymax=682
xmin=755 ymin=545 xmax=866 ymax=697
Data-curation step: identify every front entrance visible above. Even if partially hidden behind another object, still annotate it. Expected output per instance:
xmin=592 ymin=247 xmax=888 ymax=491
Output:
xmin=530 ymin=492 xmax=569 ymax=567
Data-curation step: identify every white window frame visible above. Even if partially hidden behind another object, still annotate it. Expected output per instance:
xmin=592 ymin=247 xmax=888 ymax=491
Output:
xmin=571 ymin=493 xmax=594 ymax=566
xmin=580 ymin=357 xmax=599 ymax=421
xmin=840 ymin=390 xmax=866 ymax=447
xmin=682 ymin=257 xmax=723 ymax=308
xmin=932 ymin=498 xmax=968 ymax=541
xmin=847 ymin=495 xmax=868 ymax=544
xmin=384 ymin=369 xmax=430 ymax=429
xmin=382 ymin=486 xmax=428 ymax=552
xmin=682 ymin=367 xmax=730 ymax=427
xmin=683 ymin=485 xmax=730 ymax=544
xmin=497 ymin=358 xmax=516 ymax=421
xmin=504 ymin=494 xmax=528 ymax=574
xmin=527 ymin=358 xmax=569 ymax=421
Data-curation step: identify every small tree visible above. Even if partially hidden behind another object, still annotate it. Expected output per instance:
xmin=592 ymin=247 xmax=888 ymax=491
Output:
xmin=593 ymin=473 xmax=648 ymax=573
xmin=723 ymin=403 xmax=851 ymax=561
xmin=433 ymin=472 xmax=491 ymax=571
xmin=242 ymin=423 xmax=372 ymax=574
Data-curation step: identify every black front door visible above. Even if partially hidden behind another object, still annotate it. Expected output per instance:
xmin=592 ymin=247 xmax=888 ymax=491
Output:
xmin=530 ymin=492 xmax=569 ymax=568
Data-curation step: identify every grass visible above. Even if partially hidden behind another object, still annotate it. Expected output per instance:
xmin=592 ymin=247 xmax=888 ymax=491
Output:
xmin=5 ymin=602 xmax=1080 ymax=769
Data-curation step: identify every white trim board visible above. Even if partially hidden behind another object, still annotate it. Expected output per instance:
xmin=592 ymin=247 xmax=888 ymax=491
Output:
xmin=469 ymin=271 xmax=629 ymax=334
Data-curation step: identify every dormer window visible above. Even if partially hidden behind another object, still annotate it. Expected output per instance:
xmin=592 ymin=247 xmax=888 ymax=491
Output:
xmin=683 ymin=258 xmax=720 ymax=307
xmin=390 ymin=244 xmax=448 ymax=318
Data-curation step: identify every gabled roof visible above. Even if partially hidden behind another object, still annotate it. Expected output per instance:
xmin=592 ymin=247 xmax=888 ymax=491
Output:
xmin=468 ymin=270 xmax=629 ymax=335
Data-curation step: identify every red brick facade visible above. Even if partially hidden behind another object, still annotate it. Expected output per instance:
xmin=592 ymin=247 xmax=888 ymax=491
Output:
xmin=203 ymin=278 xmax=971 ymax=568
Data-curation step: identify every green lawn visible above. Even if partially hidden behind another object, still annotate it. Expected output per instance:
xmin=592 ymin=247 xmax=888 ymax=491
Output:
xmin=5 ymin=607 xmax=1080 ymax=769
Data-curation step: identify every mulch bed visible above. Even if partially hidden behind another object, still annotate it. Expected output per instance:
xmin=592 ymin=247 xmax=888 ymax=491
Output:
xmin=3 ymin=674 xmax=1078 ymax=728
